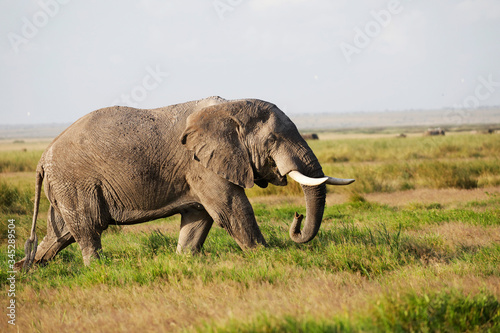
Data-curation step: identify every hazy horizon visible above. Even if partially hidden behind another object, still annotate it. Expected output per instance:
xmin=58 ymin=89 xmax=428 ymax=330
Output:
xmin=1 ymin=0 xmax=500 ymax=125
xmin=2 ymin=107 xmax=498 ymax=140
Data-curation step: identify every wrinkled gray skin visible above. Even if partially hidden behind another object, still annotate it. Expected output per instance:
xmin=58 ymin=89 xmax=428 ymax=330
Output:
xmin=15 ymin=97 xmax=334 ymax=269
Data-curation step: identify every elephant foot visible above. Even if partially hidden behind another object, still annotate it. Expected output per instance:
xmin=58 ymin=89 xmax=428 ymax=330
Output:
xmin=13 ymin=259 xmax=25 ymax=272
xmin=81 ymin=247 xmax=102 ymax=266
xmin=13 ymin=258 xmax=50 ymax=272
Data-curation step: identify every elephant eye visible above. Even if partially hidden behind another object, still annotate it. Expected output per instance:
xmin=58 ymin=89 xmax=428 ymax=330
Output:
xmin=267 ymin=134 xmax=277 ymax=145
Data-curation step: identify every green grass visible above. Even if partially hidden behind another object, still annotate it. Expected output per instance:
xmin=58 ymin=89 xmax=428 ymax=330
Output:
xmin=0 ymin=180 xmax=33 ymax=215
xmin=1 ymin=133 xmax=499 ymax=332
xmin=0 ymin=149 xmax=42 ymax=173
xmin=2 ymin=198 xmax=498 ymax=289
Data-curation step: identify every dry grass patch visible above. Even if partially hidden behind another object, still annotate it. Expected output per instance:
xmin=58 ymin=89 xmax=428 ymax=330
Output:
xmin=385 ymin=264 xmax=500 ymax=296
xmin=407 ymin=222 xmax=500 ymax=250
xmin=0 ymin=139 xmax=52 ymax=152
xmin=3 ymin=271 xmax=368 ymax=332
xmin=251 ymin=186 xmax=500 ymax=209
xmin=5 ymin=264 xmax=499 ymax=333
xmin=365 ymin=186 xmax=500 ymax=207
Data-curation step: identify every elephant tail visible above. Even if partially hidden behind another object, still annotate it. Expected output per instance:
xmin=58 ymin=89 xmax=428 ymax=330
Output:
xmin=23 ymin=166 xmax=44 ymax=271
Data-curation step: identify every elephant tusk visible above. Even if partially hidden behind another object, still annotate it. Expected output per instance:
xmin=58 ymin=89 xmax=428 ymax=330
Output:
xmin=288 ymin=171 xmax=329 ymax=186
xmin=325 ymin=177 xmax=355 ymax=186
xmin=288 ymin=170 xmax=355 ymax=186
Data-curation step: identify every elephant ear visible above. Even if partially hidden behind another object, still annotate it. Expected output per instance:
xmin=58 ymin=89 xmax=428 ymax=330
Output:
xmin=181 ymin=104 xmax=254 ymax=188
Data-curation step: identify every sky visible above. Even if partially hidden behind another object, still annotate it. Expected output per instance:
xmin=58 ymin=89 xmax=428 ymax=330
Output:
xmin=1 ymin=0 xmax=500 ymax=125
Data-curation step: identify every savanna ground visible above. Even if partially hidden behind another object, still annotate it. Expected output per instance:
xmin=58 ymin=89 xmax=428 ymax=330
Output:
xmin=1 ymin=128 xmax=499 ymax=332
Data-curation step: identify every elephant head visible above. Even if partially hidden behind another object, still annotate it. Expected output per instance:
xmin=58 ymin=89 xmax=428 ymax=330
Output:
xmin=181 ymin=99 xmax=354 ymax=244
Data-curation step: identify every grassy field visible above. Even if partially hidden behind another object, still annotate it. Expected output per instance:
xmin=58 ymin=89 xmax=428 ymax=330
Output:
xmin=1 ymin=132 xmax=499 ymax=332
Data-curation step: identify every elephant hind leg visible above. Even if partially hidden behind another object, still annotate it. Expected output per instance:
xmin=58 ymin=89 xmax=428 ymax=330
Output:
xmin=64 ymin=214 xmax=106 ymax=266
xmin=61 ymin=186 xmax=109 ymax=266
xmin=177 ymin=209 xmax=214 ymax=254
xmin=14 ymin=205 xmax=75 ymax=270
xmin=77 ymin=234 xmax=103 ymax=266
xmin=32 ymin=231 xmax=75 ymax=266
xmin=65 ymin=219 xmax=104 ymax=266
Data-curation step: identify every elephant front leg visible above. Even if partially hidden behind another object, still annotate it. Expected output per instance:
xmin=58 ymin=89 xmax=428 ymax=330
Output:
xmin=190 ymin=177 xmax=267 ymax=250
xmin=177 ymin=209 xmax=214 ymax=254
xmin=219 ymin=193 xmax=268 ymax=250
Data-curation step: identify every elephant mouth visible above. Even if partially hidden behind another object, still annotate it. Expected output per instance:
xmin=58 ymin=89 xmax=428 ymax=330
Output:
xmin=253 ymin=163 xmax=287 ymax=188
xmin=254 ymin=178 xmax=269 ymax=188
xmin=253 ymin=173 xmax=287 ymax=188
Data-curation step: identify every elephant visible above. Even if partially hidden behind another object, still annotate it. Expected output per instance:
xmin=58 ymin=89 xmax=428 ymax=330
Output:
xmin=424 ymin=128 xmax=445 ymax=136
xmin=16 ymin=96 xmax=354 ymax=271
xmin=300 ymin=133 xmax=319 ymax=140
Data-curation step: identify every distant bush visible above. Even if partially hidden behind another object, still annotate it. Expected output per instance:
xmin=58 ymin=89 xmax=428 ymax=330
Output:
xmin=348 ymin=192 xmax=366 ymax=203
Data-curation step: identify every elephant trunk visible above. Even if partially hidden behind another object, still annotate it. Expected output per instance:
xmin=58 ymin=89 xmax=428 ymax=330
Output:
xmin=289 ymin=181 xmax=326 ymax=243
xmin=275 ymin=140 xmax=354 ymax=244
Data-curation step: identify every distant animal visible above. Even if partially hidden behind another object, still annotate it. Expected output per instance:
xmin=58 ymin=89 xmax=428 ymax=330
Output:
xmin=397 ymin=133 xmax=407 ymax=138
xmin=301 ymin=133 xmax=319 ymax=140
xmin=17 ymin=96 xmax=355 ymax=271
xmin=424 ymin=128 xmax=445 ymax=136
